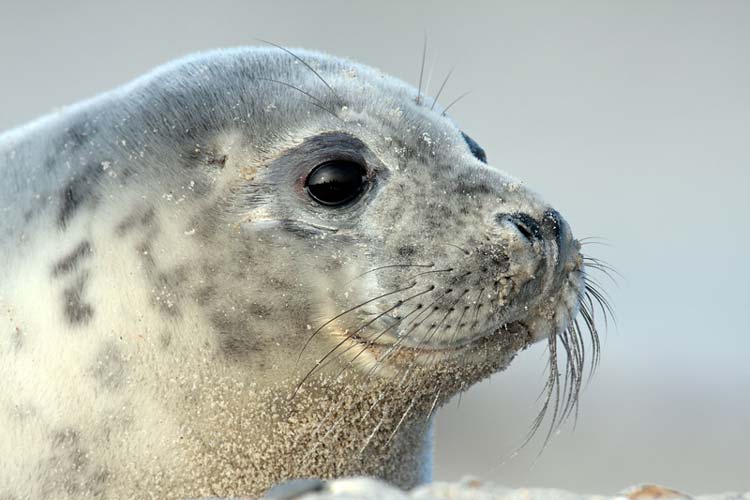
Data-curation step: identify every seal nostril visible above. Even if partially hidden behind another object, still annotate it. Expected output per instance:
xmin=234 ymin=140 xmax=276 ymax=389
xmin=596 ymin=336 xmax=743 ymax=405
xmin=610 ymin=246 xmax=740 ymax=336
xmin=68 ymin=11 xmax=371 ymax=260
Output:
xmin=495 ymin=213 xmax=543 ymax=242
xmin=515 ymin=222 xmax=534 ymax=241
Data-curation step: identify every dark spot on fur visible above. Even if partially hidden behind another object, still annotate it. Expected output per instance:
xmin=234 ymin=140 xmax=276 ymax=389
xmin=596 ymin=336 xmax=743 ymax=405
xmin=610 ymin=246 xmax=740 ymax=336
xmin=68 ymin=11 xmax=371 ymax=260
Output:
xmin=52 ymin=240 xmax=93 ymax=277
xmin=11 ymin=327 xmax=23 ymax=352
xmin=185 ymin=146 xmax=227 ymax=169
xmin=194 ymin=284 xmax=218 ymax=306
xmin=63 ymin=273 xmax=94 ymax=325
xmin=209 ymin=154 xmax=227 ymax=168
xmin=454 ymin=179 xmax=491 ymax=196
xmin=92 ymin=343 xmax=126 ymax=389
xmin=159 ymin=330 xmax=172 ymax=348
xmin=398 ymin=245 xmax=416 ymax=257
xmin=150 ymin=266 xmax=189 ymax=317
xmin=20 ymin=193 xmax=51 ymax=224
xmin=115 ymin=206 xmax=156 ymax=236
xmin=248 ymin=302 xmax=271 ymax=318
xmin=44 ymin=155 xmax=56 ymax=172
xmin=43 ymin=428 xmax=109 ymax=497
xmin=62 ymin=122 xmax=97 ymax=151
xmin=136 ymin=241 xmax=156 ymax=269
xmin=57 ymin=162 xmax=105 ymax=229
xmin=210 ymin=309 xmax=263 ymax=360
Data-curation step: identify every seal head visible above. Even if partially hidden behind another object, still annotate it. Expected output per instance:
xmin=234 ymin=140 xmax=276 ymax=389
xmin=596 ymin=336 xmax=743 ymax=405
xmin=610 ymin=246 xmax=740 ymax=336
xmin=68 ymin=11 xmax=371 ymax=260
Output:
xmin=0 ymin=47 xmax=600 ymax=499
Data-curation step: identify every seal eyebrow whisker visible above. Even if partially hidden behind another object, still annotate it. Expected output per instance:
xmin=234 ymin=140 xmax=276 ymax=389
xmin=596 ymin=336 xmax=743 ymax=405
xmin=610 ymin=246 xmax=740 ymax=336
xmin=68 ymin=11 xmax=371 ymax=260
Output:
xmin=288 ymin=96 xmax=345 ymax=123
xmin=430 ymin=67 xmax=454 ymax=111
xmin=416 ymin=33 xmax=428 ymax=105
xmin=258 ymin=39 xmax=341 ymax=102
xmin=440 ymin=90 xmax=472 ymax=116
xmin=258 ymin=78 xmax=343 ymax=122
xmin=296 ymin=281 xmax=419 ymax=364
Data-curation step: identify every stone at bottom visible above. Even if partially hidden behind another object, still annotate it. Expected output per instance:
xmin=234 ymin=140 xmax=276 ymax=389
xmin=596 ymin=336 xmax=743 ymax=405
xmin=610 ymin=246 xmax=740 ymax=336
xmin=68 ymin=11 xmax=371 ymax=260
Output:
xmin=259 ymin=477 xmax=749 ymax=500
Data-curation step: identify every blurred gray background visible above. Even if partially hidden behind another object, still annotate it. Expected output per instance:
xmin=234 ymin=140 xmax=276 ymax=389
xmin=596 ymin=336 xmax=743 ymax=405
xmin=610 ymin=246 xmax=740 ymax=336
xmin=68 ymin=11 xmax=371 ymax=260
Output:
xmin=1 ymin=0 xmax=747 ymax=494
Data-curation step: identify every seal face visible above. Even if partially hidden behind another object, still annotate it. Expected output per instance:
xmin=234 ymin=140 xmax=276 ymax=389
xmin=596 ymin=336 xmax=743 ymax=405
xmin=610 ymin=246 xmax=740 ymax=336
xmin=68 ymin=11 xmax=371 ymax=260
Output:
xmin=0 ymin=47 xmax=605 ymax=499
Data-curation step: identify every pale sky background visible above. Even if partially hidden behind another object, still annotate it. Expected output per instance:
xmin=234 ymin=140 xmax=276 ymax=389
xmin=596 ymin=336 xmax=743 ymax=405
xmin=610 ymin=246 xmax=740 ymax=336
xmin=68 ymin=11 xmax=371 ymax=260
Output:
xmin=1 ymin=1 xmax=748 ymax=494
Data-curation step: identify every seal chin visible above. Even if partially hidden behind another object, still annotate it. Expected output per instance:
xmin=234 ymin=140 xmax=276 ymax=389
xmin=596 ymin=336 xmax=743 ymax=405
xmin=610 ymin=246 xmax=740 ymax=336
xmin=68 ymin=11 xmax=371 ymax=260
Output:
xmin=339 ymin=319 xmax=531 ymax=375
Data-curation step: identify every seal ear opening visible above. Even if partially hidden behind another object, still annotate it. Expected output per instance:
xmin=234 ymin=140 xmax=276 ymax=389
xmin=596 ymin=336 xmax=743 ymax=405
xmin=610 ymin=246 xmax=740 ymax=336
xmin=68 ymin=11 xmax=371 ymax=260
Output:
xmin=460 ymin=131 xmax=487 ymax=164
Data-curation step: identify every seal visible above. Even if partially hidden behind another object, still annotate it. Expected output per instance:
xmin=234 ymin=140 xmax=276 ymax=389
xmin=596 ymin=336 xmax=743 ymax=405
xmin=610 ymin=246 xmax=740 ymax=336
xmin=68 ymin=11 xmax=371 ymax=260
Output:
xmin=0 ymin=47 xmax=606 ymax=499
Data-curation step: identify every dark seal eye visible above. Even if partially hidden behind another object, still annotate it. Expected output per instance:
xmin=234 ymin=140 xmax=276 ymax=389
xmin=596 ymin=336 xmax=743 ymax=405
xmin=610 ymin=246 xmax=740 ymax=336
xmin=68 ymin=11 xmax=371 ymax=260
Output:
xmin=461 ymin=131 xmax=487 ymax=164
xmin=305 ymin=160 xmax=369 ymax=206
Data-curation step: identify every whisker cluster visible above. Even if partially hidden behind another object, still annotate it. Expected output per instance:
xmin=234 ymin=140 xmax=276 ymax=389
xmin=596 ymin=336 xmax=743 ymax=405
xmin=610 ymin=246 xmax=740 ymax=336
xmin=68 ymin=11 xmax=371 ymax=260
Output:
xmin=523 ymin=250 xmax=615 ymax=451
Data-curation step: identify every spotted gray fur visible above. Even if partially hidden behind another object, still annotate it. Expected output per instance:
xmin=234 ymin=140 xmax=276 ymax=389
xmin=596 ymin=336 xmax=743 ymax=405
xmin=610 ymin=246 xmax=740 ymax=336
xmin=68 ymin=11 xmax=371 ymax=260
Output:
xmin=91 ymin=343 xmax=126 ymax=390
xmin=52 ymin=240 xmax=92 ymax=277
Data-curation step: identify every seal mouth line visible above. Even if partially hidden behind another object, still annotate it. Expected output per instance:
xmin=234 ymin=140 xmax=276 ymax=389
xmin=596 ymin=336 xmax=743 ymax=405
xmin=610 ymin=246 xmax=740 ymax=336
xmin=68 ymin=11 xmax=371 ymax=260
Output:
xmin=349 ymin=320 xmax=525 ymax=357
